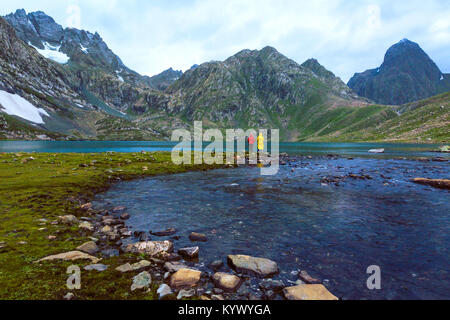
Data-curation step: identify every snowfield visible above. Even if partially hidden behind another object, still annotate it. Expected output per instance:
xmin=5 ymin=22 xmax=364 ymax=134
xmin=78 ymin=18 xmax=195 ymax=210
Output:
xmin=0 ymin=90 xmax=50 ymax=124
xmin=31 ymin=42 xmax=70 ymax=64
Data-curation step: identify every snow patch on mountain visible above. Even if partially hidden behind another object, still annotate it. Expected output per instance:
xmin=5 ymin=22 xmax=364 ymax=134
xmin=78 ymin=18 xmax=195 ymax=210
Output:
xmin=31 ymin=42 xmax=69 ymax=64
xmin=0 ymin=90 xmax=49 ymax=124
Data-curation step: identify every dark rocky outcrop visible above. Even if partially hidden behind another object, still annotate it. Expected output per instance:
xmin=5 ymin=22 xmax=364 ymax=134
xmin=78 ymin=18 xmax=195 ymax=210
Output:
xmin=348 ymin=39 xmax=450 ymax=105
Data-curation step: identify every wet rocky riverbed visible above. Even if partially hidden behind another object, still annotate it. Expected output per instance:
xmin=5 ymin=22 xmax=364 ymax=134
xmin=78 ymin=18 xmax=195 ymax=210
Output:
xmin=93 ymin=154 xmax=450 ymax=300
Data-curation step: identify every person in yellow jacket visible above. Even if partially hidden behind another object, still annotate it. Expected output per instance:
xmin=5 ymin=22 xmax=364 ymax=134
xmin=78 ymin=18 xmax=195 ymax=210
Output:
xmin=257 ymin=132 xmax=264 ymax=152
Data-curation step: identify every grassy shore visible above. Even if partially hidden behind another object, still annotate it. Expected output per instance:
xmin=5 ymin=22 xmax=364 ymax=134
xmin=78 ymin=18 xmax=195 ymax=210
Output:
xmin=0 ymin=152 xmax=221 ymax=299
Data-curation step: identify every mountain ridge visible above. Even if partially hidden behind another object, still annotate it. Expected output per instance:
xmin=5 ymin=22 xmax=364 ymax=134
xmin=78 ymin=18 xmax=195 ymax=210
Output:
xmin=0 ymin=10 xmax=448 ymax=143
xmin=348 ymin=39 xmax=450 ymax=105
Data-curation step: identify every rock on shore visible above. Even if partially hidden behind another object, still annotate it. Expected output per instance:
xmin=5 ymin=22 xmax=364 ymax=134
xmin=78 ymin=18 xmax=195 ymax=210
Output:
xmin=283 ymin=284 xmax=338 ymax=300
xmin=35 ymin=250 xmax=100 ymax=263
xmin=227 ymin=255 xmax=278 ymax=277
xmin=212 ymin=272 xmax=241 ymax=292
xmin=124 ymin=241 xmax=173 ymax=256
xmin=170 ymin=268 xmax=202 ymax=289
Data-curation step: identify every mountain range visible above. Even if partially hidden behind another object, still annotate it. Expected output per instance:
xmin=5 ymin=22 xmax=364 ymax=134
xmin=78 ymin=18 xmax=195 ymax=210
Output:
xmin=0 ymin=9 xmax=448 ymax=142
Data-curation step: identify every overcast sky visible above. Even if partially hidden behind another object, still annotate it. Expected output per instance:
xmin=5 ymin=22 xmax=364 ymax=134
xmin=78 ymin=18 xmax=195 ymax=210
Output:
xmin=1 ymin=0 xmax=449 ymax=82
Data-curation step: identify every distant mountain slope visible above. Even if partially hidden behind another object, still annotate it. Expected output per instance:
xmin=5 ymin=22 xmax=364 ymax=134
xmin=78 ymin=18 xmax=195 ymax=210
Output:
xmin=3 ymin=9 xmax=182 ymax=115
xmin=134 ymin=46 xmax=379 ymax=141
xmin=146 ymin=68 xmax=183 ymax=91
xmin=348 ymin=39 xmax=450 ymax=105
xmin=318 ymin=92 xmax=449 ymax=143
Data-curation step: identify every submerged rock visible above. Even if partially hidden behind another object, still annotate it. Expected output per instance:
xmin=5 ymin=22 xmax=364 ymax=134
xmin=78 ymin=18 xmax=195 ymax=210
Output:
xmin=259 ymin=279 xmax=285 ymax=292
xmin=227 ymin=254 xmax=278 ymax=278
xmin=189 ymin=232 xmax=208 ymax=242
xmin=208 ymin=260 xmax=224 ymax=271
xmin=283 ymin=284 xmax=338 ymax=300
xmin=151 ymin=228 xmax=177 ymax=236
xmin=120 ymin=213 xmax=130 ymax=220
xmin=299 ymin=270 xmax=321 ymax=284
xmin=178 ymin=246 xmax=199 ymax=259
xmin=412 ymin=178 xmax=450 ymax=190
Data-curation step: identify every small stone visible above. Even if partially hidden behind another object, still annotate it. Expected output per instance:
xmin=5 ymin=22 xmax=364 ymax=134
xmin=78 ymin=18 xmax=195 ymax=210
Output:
xmin=177 ymin=288 xmax=196 ymax=300
xmin=211 ymin=294 xmax=224 ymax=300
xmin=170 ymin=268 xmax=202 ymax=289
xmin=76 ymin=241 xmax=99 ymax=255
xmin=84 ymin=264 xmax=108 ymax=271
xmin=213 ymin=288 xmax=224 ymax=294
xmin=100 ymin=225 xmax=112 ymax=234
xmin=131 ymin=260 xmax=151 ymax=271
xmin=101 ymin=249 xmax=119 ymax=257
xmin=131 ymin=271 xmax=152 ymax=291
xmin=47 ymin=235 xmax=57 ymax=240
xmin=165 ymin=253 xmax=182 ymax=261
xmin=80 ymin=203 xmax=92 ymax=211
xmin=164 ymin=261 xmax=188 ymax=273
xmin=151 ymin=228 xmax=177 ymax=236
xmin=157 ymin=284 xmax=173 ymax=299
xmin=208 ymin=260 xmax=224 ymax=271
xmin=283 ymin=284 xmax=338 ymax=300
xmin=299 ymin=270 xmax=320 ymax=284
xmin=259 ymin=279 xmax=285 ymax=292
xmin=212 ymin=272 xmax=241 ymax=292
xmin=58 ymin=215 xmax=78 ymax=225
xmin=120 ymin=213 xmax=130 ymax=220
xmin=189 ymin=232 xmax=208 ymax=242
xmin=63 ymin=292 xmax=74 ymax=300
xmin=113 ymin=206 xmax=127 ymax=212
xmin=178 ymin=246 xmax=199 ymax=259
xmin=116 ymin=263 xmax=133 ymax=273
xmin=79 ymin=221 xmax=94 ymax=232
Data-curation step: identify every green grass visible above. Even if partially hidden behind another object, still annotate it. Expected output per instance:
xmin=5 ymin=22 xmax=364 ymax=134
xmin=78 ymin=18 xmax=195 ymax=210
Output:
xmin=0 ymin=152 xmax=222 ymax=299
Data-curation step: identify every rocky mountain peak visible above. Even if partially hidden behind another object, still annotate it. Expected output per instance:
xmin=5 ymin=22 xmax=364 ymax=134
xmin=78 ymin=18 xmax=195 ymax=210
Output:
xmin=348 ymin=39 xmax=449 ymax=105
xmin=301 ymin=58 xmax=336 ymax=80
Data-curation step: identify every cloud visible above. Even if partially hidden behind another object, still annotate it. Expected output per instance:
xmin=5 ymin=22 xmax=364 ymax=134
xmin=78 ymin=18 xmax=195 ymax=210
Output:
xmin=0 ymin=0 xmax=449 ymax=81
xmin=66 ymin=5 xmax=81 ymax=29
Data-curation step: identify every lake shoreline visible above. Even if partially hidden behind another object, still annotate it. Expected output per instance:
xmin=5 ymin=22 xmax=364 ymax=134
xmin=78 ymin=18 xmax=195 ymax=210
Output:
xmin=0 ymin=152 xmax=448 ymax=300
